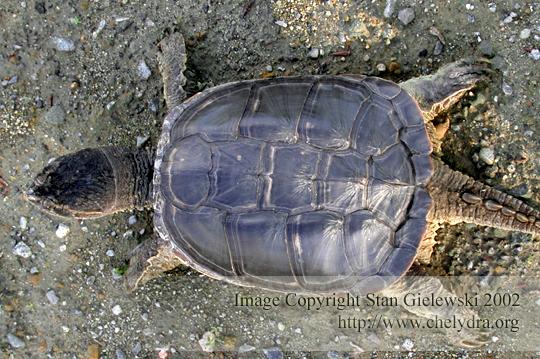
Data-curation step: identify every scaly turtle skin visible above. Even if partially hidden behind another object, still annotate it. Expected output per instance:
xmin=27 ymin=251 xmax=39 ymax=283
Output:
xmin=28 ymin=33 xmax=539 ymax=347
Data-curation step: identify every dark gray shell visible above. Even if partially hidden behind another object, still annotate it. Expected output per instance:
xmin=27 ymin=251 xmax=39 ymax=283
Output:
xmin=154 ymin=76 xmax=433 ymax=294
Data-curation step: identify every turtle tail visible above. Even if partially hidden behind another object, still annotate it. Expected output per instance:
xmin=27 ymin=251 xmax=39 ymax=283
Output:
xmin=427 ymin=159 xmax=540 ymax=235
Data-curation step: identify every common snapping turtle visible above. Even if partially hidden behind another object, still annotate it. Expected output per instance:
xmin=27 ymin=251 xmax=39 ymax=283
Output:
xmin=28 ymin=34 xmax=539 ymax=346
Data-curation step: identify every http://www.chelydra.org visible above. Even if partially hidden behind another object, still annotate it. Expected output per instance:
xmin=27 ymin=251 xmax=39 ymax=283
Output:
xmin=27 ymin=33 xmax=539 ymax=347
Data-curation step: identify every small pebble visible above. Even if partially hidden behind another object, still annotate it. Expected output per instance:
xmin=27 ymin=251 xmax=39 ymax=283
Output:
xmin=55 ymin=223 xmax=70 ymax=238
xmin=502 ymin=82 xmax=513 ymax=96
xmin=199 ymin=331 xmax=216 ymax=352
xmin=376 ymin=63 xmax=386 ymax=72
xmin=34 ymin=1 xmax=46 ymax=14
xmin=13 ymin=242 xmax=32 ymax=258
xmin=87 ymin=344 xmax=101 ymax=359
xmin=383 ymin=0 xmax=397 ymax=18
xmin=51 ymin=36 xmax=75 ymax=51
xmin=433 ymin=41 xmax=444 ymax=56
xmin=265 ymin=65 xmax=273 ymax=72
xmin=402 ymin=338 xmax=414 ymax=351
xmin=308 ymin=48 xmax=320 ymax=59
xmin=238 ymin=344 xmax=256 ymax=352
xmin=263 ymin=347 xmax=284 ymax=359
xmin=46 ymin=290 xmax=59 ymax=305
xmin=44 ymin=105 xmax=66 ymax=124
xmin=92 ymin=19 xmax=107 ymax=38
xmin=137 ymin=60 xmax=151 ymax=80
xmin=529 ymin=49 xmax=540 ymax=61
xmin=112 ymin=305 xmax=122 ymax=315
xmin=479 ymin=147 xmax=495 ymax=165
xmin=115 ymin=349 xmax=127 ymax=359
xmin=479 ymin=40 xmax=494 ymax=57
xmin=131 ymin=342 xmax=142 ymax=355
xmin=106 ymin=249 xmax=115 ymax=257
xmin=7 ymin=333 xmax=25 ymax=348
xmin=148 ymin=99 xmax=159 ymax=112
xmin=128 ymin=215 xmax=137 ymax=225
xmin=327 ymin=351 xmax=339 ymax=359
xmin=136 ymin=135 xmax=149 ymax=148
xmin=1 ymin=75 xmax=18 ymax=87
xmin=519 ymin=29 xmax=531 ymax=39
xmin=274 ymin=20 xmax=287 ymax=28
xmin=503 ymin=12 xmax=516 ymax=24
xmin=367 ymin=333 xmax=381 ymax=344
xmin=277 ymin=322 xmax=285 ymax=331
xmin=398 ymin=8 xmax=415 ymax=26
xmin=488 ymin=3 xmax=496 ymax=12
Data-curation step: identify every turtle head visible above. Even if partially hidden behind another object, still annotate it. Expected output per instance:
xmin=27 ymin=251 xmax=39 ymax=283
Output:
xmin=27 ymin=148 xmax=117 ymax=218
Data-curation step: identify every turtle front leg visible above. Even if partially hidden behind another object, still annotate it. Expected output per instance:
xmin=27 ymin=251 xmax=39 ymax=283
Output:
xmin=125 ymin=236 xmax=186 ymax=291
xmin=381 ymin=275 xmax=491 ymax=348
xmin=400 ymin=59 xmax=492 ymax=122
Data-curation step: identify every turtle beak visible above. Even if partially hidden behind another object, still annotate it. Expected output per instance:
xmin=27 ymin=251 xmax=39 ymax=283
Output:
xmin=26 ymin=156 xmax=80 ymax=218
xmin=26 ymin=171 xmax=72 ymax=217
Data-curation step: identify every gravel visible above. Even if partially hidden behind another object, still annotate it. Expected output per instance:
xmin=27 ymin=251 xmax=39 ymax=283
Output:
xmin=136 ymin=135 xmax=150 ymax=148
xmin=19 ymin=216 xmax=27 ymax=230
xmin=51 ymin=36 xmax=75 ymax=51
xmin=398 ymin=8 xmax=415 ymax=26
xmin=383 ymin=0 xmax=397 ymax=18
xmin=519 ymin=29 xmax=531 ymax=39
xmin=131 ymin=342 xmax=142 ymax=355
xmin=128 ymin=215 xmax=137 ymax=225
xmin=402 ymin=338 xmax=414 ymax=351
xmin=479 ymin=147 xmax=495 ymax=165
xmin=198 ymin=331 xmax=216 ymax=352
xmin=46 ymin=290 xmax=59 ymax=305
xmin=433 ymin=41 xmax=444 ymax=56
xmin=6 ymin=333 xmax=25 ymax=349
xmin=502 ymin=82 xmax=513 ymax=96
xmin=55 ymin=223 xmax=70 ymax=238
xmin=263 ymin=347 xmax=284 ymax=359
xmin=238 ymin=344 xmax=256 ymax=352
xmin=479 ymin=40 xmax=494 ymax=57
xmin=137 ymin=60 xmax=152 ymax=80
xmin=112 ymin=305 xmax=123 ymax=315
xmin=308 ymin=48 xmax=320 ymax=59
xmin=12 ymin=242 xmax=32 ymax=258
xmin=43 ymin=105 xmax=66 ymax=124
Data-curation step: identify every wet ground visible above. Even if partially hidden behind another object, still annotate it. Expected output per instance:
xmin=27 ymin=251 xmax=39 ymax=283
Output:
xmin=1 ymin=0 xmax=539 ymax=358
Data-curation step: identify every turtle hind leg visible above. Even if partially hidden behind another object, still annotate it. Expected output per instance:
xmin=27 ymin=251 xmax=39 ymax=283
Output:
xmin=400 ymin=58 xmax=492 ymax=121
xmin=157 ymin=32 xmax=188 ymax=110
xmin=125 ymin=236 xmax=185 ymax=291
